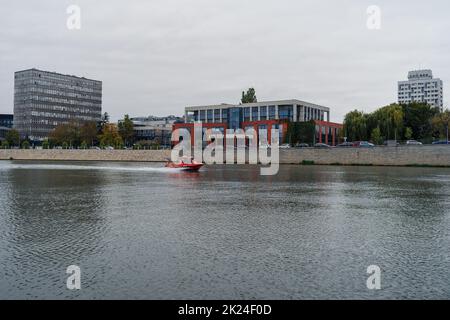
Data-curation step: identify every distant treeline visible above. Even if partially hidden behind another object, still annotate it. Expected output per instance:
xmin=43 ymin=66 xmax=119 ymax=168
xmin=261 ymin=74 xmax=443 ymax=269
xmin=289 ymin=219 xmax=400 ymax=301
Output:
xmin=343 ymin=102 xmax=450 ymax=144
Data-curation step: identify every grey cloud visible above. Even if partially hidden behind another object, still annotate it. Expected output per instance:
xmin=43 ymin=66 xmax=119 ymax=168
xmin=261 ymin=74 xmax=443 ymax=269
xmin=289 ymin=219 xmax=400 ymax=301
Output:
xmin=1 ymin=0 xmax=449 ymax=122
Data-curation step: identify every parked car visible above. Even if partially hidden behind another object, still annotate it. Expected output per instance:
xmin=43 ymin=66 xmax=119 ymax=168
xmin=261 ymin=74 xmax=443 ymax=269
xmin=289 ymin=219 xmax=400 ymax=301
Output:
xmin=279 ymin=144 xmax=291 ymax=149
xmin=354 ymin=141 xmax=375 ymax=148
xmin=384 ymin=140 xmax=400 ymax=147
xmin=406 ymin=140 xmax=423 ymax=146
xmin=295 ymin=143 xmax=309 ymax=148
xmin=105 ymin=146 xmax=115 ymax=150
xmin=432 ymin=140 xmax=450 ymax=145
xmin=90 ymin=146 xmax=101 ymax=150
xmin=337 ymin=142 xmax=354 ymax=148
xmin=314 ymin=143 xmax=331 ymax=149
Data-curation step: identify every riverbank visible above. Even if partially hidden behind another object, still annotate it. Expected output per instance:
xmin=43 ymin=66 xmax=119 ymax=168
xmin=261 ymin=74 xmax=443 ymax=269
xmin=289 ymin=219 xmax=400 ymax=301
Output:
xmin=1 ymin=146 xmax=450 ymax=167
xmin=280 ymin=145 xmax=450 ymax=167
xmin=0 ymin=149 xmax=171 ymax=162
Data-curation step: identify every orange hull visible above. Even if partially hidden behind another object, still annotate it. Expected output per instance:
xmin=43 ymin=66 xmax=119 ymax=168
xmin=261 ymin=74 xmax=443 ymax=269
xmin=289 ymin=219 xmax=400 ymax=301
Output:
xmin=165 ymin=162 xmax=203 ymax=171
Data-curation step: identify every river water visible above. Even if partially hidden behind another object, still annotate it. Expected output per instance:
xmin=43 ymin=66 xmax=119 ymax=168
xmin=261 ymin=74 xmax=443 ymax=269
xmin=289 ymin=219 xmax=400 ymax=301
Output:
xmin=0 ymin=161 xmax=449 ymax=299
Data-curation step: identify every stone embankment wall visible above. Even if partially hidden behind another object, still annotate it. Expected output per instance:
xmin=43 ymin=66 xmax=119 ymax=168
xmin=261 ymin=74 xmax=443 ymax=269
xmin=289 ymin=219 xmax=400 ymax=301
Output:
xmin=280 ymin=146 xmax=450 ymax=166
xmin=1 ymin=146 xmax=450 ymax=167
xmin=0 ymin=149 xmax=171 ymax=162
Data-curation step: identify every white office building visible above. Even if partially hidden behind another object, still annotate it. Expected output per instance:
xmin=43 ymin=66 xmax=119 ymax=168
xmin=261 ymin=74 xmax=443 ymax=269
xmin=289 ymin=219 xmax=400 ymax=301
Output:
xmin=398 ymin=70 xmax=443 ymax=111
xmin=185 ymin=99 xmax=331 ymax=129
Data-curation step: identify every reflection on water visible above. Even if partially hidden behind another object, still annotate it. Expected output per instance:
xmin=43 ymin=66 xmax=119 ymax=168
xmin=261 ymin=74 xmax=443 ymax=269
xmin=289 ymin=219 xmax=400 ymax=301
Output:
xmin=0 ymin=161 xmax=450 ymax=299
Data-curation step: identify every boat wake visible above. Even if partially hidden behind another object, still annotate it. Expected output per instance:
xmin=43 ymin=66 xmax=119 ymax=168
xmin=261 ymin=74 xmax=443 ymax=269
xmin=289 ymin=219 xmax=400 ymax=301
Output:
xmin=1 ymin=163 xmax=186 ymax=173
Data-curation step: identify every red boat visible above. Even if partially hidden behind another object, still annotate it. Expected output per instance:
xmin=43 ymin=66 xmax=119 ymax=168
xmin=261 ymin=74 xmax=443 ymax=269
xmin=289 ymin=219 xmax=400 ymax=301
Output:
xmin=165 ymin=157 xmax=203 ymax=171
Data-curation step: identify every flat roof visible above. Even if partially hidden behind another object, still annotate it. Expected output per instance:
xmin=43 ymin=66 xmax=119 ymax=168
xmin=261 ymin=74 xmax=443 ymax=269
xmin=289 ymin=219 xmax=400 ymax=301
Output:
xmin=15 ymin=68 xmax=102 ymax=84
xmin=186 ymin=99 xmax=330 ymax=112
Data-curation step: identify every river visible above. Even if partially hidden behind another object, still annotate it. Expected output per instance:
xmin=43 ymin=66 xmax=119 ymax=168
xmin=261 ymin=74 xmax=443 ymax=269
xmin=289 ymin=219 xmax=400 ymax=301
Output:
xmin=0 ymin=161 xmax=449 ymax=299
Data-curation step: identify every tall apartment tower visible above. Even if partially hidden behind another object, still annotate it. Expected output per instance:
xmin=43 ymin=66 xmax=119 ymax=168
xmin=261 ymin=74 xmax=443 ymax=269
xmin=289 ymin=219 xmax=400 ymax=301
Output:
xmin=398 ymin=70 xmax=443 ymax=111
xmin=13 ymin=68 xmax=102 ymax=142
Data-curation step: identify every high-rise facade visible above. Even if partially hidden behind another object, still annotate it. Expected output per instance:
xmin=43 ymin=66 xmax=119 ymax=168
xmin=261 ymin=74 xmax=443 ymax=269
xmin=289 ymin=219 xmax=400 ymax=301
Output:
xmin=13 ymin=68 xmax=102 ymax=141
xmin=398 ymin=70 xmax=443 ymax=111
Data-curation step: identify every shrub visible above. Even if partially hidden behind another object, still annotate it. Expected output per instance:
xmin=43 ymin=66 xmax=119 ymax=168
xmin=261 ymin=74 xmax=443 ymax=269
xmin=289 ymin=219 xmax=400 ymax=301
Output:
xmin=42 ymin=140 xmax=50 ymax=149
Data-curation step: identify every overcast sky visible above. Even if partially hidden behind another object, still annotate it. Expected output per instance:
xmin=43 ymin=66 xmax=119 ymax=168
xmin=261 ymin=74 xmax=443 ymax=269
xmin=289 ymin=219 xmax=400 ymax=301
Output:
xmin=1 ymin=0 xmax=449 ymax=122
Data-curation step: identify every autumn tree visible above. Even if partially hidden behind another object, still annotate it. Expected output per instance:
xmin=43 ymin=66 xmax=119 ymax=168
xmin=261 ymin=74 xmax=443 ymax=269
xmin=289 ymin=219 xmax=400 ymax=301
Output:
xmin=80 ymin=121 xmax=98 ymax=146
xmin=99 ymin=123 xmax=123 ymax=148
xmin=49 ymin=121 xmax=80 ymax=146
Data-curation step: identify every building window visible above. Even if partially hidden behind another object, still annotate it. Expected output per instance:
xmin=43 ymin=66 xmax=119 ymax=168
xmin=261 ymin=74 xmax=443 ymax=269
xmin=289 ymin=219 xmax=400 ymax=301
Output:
xmin=221 ymin=109 xmax=229 ymax=123
xmin=229 ymin=107 xmax=241 ymax=130
xmin=260 ymin=106 xmax=267 ymax=120
xmin=252 ymin=107 xmax=259 ymax=120
xmin=193 ymin=111 xmax=199 ymax=122
xmin=279 ymin=105 xmax=293 ymax=121
xmin=268 ymin=106 xmax=276 ymax=120
xmin=244 ymin=107 xmax=251 ymax=122
xmin=214 ymin=109 xmax=221 ymax=122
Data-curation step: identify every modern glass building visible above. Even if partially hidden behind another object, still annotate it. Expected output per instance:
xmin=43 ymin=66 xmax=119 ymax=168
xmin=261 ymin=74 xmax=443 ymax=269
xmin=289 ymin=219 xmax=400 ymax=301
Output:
xmin=184 ymin=100 xmax=330 ymax=129
xmin=13 ymin=68 xmax=102 ymax=142
xmin=126 ymin=115 xmax=183 ymax=147
xmin=176 ymin=99 xmax=343 ymax=146
xmin=0 ymin=114 xmax=13 ymax=142
xmin=0 ymin=114 xmax=13 ymax=128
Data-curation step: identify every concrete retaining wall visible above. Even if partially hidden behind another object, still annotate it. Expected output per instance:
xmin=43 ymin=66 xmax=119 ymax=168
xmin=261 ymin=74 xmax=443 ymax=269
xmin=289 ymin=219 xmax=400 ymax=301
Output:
xmin=279 ymin=146 xmax=450 ymax=166
xmin=1 ymin=146 xmax=450 ymax=167
xmin=0 ymin=149 xmax=171 ymax=162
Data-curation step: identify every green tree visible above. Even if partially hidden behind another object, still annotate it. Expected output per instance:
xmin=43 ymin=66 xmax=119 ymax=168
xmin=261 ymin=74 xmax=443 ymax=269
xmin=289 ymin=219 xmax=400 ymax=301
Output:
xmin=431 ymin=110 xmax=450 ymax=140
xmin=402 ymin=102 xmax=437 ymax=141
xmin=102 ymin=112 xmax=110 ymax=123
xmin=343 ymin=110 xmax=367 ymax=141
xmin=368 ymin=104 xmax=403 ymax=141
xmin=21 ymin=140 xmax=30 ymax=149
xmin=241 ymin=88 xmax=257 ymax=104
xmin=118 ymin=115 xmax=134 ymax=147
xmin=5 ymin=129 xmax=20 ymax=147
xmin=404 ymin=127 xmax=413 ymax=140
xmin=285 ymin=120 xmax=315 ymax=145
xmin=42 ymin=140 xmax=50 ymax=149
xmin=99 ymin=123 xmax=123 ymax=148
xmin=1 ymin=140 xmax=9 ymax=149
xmin=389 ymin=104 xmax=404 ymax=140
xmin=370 ymin=127 xmax=383 ymax=145
xmin=344 ymin=102 xmax=439 ymax=144
xmin=80 ymin=141 xmax=88 ymax=149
